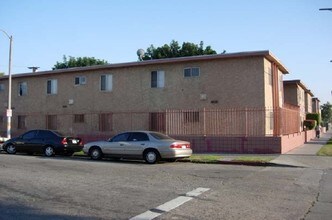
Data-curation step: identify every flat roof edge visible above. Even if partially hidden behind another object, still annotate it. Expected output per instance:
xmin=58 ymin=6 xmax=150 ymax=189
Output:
xmin=0 ymin=50 xmax=289 ymax=79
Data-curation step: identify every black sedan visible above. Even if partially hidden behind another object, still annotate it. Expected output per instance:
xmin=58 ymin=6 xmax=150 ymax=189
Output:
xmin=2 ymin=129 xmax=83 ymax=157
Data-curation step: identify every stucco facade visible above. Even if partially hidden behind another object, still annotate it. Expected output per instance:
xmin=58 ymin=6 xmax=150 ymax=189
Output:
xmin=0 ymin=51 xmax=288 ymax=138
xmin=283 ymin=80 xmax=315 ymax=130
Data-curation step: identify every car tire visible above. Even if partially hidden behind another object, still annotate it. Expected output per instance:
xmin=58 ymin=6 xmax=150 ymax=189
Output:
xmin=6 ymin=144 xmax=16 ymax=154
xmin=44 ymin=146 xmax=55 ymax=157
xmin=90 ymin=147 xmax=102 ymax=160
xmin=144 ymin=149 xmax=160 ymax=164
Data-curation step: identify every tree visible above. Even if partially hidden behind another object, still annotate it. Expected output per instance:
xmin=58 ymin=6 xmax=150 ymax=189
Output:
xmin=53 ymin=55 xmax=109 ymax=70
xmin=321 ymin=102 xmax=332 ymax=125
xmin=143 ymin=40 xmax=219 ymax=60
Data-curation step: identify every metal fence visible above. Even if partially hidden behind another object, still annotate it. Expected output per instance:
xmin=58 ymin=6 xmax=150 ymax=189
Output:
xmin=4 ymin=106 xmax=301 ymax=139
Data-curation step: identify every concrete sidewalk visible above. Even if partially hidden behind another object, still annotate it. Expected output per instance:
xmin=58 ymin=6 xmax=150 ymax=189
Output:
xmin=269 ymin=130 xmax=332 ymax=168
xmin=285 ymin=130 xmax=332 ymax=155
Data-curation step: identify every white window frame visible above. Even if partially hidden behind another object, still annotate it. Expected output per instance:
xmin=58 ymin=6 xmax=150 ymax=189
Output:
xmin=184 ymin=67 xmax=200 ymax=77
xmin=75 ymin=76 xmax=87 ymax=85
xmin=18 ymin=82 xmax=28 ymax=96
xmin=151 ymin=70 xmax=165 ymax=88
xmin=100 ymin=74 xmax=113 ymax=91
xmin=47 ymin=79 xmax=58 ymax=95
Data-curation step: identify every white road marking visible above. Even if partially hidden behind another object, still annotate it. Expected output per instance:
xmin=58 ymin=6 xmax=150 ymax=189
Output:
xmin=130 ymin=187 xmax=210 ymax=220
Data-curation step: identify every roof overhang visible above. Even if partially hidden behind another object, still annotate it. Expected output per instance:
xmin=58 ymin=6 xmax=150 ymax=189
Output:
xmin=0 ymin=50 xmax=289 ymax=79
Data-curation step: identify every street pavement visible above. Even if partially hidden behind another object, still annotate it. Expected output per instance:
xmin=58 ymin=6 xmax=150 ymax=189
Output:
xmin=272 ymin=130 xmax=332 ymax=220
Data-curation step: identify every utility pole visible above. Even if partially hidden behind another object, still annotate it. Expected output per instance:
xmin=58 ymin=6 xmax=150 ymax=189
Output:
xmin=0 ymin=29 xmax=13 ymax=139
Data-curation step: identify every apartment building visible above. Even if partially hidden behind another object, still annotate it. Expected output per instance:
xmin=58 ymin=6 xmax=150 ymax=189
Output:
xmin=0 ymin=50 xmax=295 ymax=153
xmin=283 ymin=80 xmax=315 ymax=130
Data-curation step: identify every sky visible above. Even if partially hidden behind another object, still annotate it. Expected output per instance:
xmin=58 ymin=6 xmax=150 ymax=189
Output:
xmin=0 ymin=0 xmax=331 ymax=104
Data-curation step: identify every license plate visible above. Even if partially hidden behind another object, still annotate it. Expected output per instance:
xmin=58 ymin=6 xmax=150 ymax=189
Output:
xmin=72 ymin=139 xmax=78 ymax=144
xmin=182 ymin=145 xmax=186 ymax=149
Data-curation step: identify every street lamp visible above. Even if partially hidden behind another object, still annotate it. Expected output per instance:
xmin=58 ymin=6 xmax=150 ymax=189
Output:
xmin=319 ymin=8 xmax=332 ymax=11
xmin=0 ymin=29 xmax=13 ymax=139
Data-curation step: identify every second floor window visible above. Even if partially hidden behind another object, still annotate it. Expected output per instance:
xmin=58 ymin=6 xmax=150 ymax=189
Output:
xmin=100 ymin=74 xmax=112 ymax=91
xmin=47 ymin=79 xmax=58 ymax=95
xmin=151 ymin=70 xmax=165 ymax=88
xmin=75 ymin=76 xmax=86 ymax=85
xmin=184 ymin=67 xmax=200 ymax=77
xmin=18 ymin=82 xmax=28 ymax=96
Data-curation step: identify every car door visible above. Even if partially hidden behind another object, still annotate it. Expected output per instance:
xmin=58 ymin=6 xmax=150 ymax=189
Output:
xmin=125 ymin=132 xmax=150 ymax=156
xmin=103 ymin=132 xmax=130 ymax=155
xmin=16 ymin=130 xmax=38 ymax=152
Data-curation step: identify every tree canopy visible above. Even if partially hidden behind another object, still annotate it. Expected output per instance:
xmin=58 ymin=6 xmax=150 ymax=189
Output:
xmin=53 ymin=55 xmax=109 ymax=70
xmin=143 ymin=40 xmax=220 ymax=60
xmin=321 ymin=102 xmax=332 ymax=125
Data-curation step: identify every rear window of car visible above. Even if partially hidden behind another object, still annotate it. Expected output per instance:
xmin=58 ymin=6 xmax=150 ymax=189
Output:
xmin=150 ymin=132 xmax=174 ymax=140
xmin=38 ymin=130 xmax=57 ymax=139
xmin=128 ymin=132 xmax=149 ymax=141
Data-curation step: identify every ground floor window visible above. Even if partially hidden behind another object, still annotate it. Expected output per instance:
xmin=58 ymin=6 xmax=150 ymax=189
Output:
xmin=17 ymin=115 xmax=27 ymax=129
xmin=149 ymin=112 xmax=166 ymax=132
xmin=74 ymin=114 xmax=85 ymax=123
xmin=46 ymin=115 xmax=57 ymax=130
xmin=183 ymin=111 xmax=200 ymax=123
xmin=99 ymin=113 xmax=112 ymax=131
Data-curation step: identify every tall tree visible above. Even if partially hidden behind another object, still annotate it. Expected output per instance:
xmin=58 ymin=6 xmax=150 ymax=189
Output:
xmin=143 ymin=40 xmax=219 ymax=60
xmin=53 ymin=55 xmax=108 ymax=70
xmin=321 ymin=102 xmax=332 ymax=125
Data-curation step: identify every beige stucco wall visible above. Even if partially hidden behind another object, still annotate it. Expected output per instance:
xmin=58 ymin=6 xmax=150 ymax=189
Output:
xmin=0 ymin=56 xmax=281 ymax=136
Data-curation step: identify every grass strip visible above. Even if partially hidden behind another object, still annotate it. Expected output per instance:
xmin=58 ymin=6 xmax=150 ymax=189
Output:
xmin=317 ymin=138 xmax=332 ymax=156
xmin=231 ymin=156 xmax=276 ymax=163
xmin=181 ymin=154 xmax=222 ymax=163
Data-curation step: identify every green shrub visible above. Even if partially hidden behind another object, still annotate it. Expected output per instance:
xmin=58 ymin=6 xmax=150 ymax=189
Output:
xmin=304 ymin=120 xmax=317 ymax=130
xmin=306 ymin=113 xmax=321 ymax=125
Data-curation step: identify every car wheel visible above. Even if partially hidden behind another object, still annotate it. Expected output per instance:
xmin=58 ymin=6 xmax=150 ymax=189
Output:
xmin=6 ymin=144 xmax=16 ymax=154
xmin=90 ymin=147 xmax=102 ymax=160
xmin=144 ymin=149 xmax=160 ymax=164
xmin=44 ymin=146 xmax=55 ymax=157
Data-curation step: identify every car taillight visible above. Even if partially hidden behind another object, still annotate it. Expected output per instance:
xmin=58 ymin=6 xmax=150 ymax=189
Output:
xmin=79 ymin=140 xmax=83 ymax=145
xmin=170 ymin=143 xmax=190 ymax=149
xmin=62 ymin=138 xmax=68 ymax=145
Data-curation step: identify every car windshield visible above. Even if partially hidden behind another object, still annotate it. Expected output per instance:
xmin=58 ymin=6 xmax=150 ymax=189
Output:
xmin=150 ymin=132 xmax=174 ymax=140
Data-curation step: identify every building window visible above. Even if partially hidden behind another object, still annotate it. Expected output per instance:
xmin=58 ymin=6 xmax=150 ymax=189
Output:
xmin=47 ymin=79 xmax=58 ymax=95
xmin=100 ymin=74 xmax=112 ymax=91
xmin=99 ymin=113 xmax=112 ymax=131
xmin=0 ymin=83 xmax=4 ymax=92
xmin=74 ymin=114 xmax=85 ymax=123
xmin=151 ymin=70 xmax=165 ymax=88
xmin=75 ymin=76 xmax=86 ymax=85
xmin=17 ymin=115 xmax=26 ymax=129
xmin=46 ymin=115 xmax=57 ymax=130
xmin=184 ymin=67 xmax=200 ymax=77
xmin=149 ymin=112 xmax=166 ymax=132
xmin=18 ymin=82 xmax=28 ymax=96
xmin=183 ymin=111 xmax=200 ymax=123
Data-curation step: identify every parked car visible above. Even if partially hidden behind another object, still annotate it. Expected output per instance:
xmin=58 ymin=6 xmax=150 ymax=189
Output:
xmin=2 ymin=129 xmax=83 ymax=157
xmin=83 ymin=131 xmax=192 ymax=164
xmin=0 ymin=136 xmax=9 ymax=151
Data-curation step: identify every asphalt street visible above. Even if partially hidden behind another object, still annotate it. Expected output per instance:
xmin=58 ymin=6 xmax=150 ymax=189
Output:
xmin=1 ymin=146 xmax=332 ymax=220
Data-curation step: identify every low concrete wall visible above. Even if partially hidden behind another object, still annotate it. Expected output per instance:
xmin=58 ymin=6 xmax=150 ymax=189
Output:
xmin=175 ymin=130 xmax=316 ymax=154
xmin=280 ymin=130 xmax=315 ymax=154
xmin=80 ymin=131 xmax=315 ymax=154
xmin=173 ymin=135 xmax=282 ymax=154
